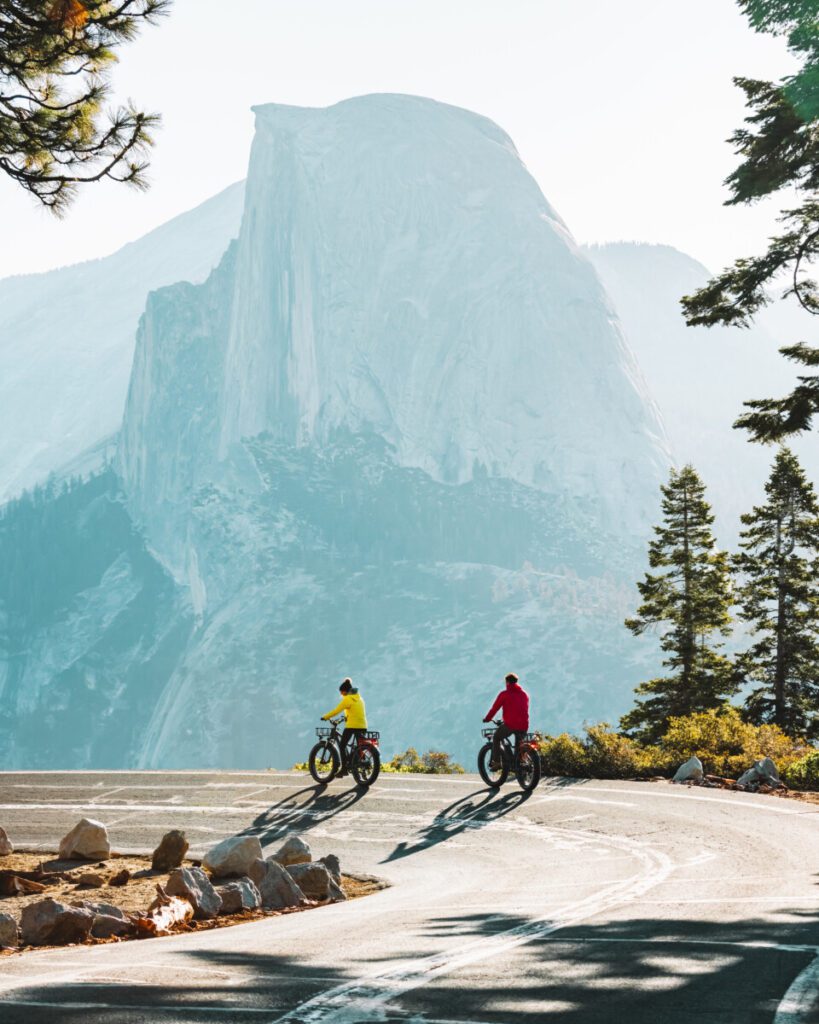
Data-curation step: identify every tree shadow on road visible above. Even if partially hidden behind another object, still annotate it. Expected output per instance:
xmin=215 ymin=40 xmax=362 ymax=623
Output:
xmin=395 ymin=905 xmax=819 ymax=1024
xmin=2 ymin=907 xmax=817 ymax=1024
xmin=237 ymin=782 xmax=368 ymax=850
xmin=381 ymin=786 xmax=535 ymax=863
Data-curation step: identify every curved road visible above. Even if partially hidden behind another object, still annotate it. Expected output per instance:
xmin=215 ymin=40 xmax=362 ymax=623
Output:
xmin=0 ymin=771 xmax=817 ymax=1023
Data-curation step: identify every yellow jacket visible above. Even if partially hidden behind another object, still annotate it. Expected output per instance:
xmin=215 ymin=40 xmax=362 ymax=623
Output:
xmin=323 ymin=690 xmax=367 ymax=729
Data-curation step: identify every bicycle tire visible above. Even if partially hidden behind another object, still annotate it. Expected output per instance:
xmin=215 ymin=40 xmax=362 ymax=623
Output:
xmin=478 ymin=742 xmax=509 ymax=788
xmin=351 ymin=743 xmax=381 ymax=787
xmin=308 ymin=740 xmax=340 ymax=784
xmin=515 ymin=747 xmax=542 ymax=792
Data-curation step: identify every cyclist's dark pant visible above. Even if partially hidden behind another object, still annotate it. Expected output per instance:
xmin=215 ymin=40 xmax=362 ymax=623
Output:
xmin=492 ymin=724 xmax=524 ymax=764
xmin=340 ymin=727 xmax=365 ymax=764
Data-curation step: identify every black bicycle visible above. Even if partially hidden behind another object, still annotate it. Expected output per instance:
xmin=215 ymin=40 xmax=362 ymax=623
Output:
xmin=477 ymin=720 xmax=542 ymax=792
xmin=308 ymin=718 xmax=381 ymax=787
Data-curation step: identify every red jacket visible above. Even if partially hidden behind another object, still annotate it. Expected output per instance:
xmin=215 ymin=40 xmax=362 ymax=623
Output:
xmin=484 ymin=683 xmax=530 ymax=731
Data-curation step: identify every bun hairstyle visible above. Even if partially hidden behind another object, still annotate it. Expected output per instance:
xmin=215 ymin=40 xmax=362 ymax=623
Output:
xmin=505 ymin=673 xmax=519 ymax=684
xmin=339 ymin=677 xmax=353 ymax=692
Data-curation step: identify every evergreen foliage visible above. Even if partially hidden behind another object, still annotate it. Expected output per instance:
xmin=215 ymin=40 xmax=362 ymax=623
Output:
xmin=621 ymin=465 xmax=736 ymax=742
xmin=735 ymin=447 xmax=819 ymax=735
xmin=0 ymin=0 xmax=169 ymax=212
xmin=681 ymin=0 xmax=819 ymax=441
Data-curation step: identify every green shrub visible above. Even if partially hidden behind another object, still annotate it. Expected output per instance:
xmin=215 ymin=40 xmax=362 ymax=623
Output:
xmin=539 ymin=724 xmax=651 ymax=779
xmin=384 ymin=747 xmax=465 ymax=774
xmin=656 ymin=706 xmax=808 ymax=777
xmin=538 ymin=732 xmax=589 ymax=777
xmin=782 ymin=750 xmax=819 ymax=791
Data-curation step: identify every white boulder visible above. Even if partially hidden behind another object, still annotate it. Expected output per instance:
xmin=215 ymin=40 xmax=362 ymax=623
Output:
xmin=203 ymin=835 xmax=263 ymax=878
xmin=166 ymin=867 xmax=222 ymax=920
xmin=286 ymin=862 xmax=346 ymax=902
xmin=58 ymin=818 xmax=110 ymax=861
xmin=248 ymin=858 xmax=304 ymax=909
xmin=737 ymin=757 xmax=781 ymax=789
xmin=269 ymin=836 xmax=311 ymax=867
xmin=673 ymin=756 xmax=704 ymax=784
xmin=0 ymin=828 xmax=12 ymax=856
xmin=216 ymin=878 xmax=262 ymax=914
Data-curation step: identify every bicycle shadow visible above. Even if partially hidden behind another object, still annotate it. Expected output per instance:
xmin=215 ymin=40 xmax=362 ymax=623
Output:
xmin=237 ymin=781 xmax=367 ymax=849
xmin=382 ymin=785 xmax=534 ymax=863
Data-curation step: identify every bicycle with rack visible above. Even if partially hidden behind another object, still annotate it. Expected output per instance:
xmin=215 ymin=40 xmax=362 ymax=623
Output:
xmin=308 ymin=717 xmax=381 ymax=787
xmin=477 ymin=720 xmax=542 ymax=791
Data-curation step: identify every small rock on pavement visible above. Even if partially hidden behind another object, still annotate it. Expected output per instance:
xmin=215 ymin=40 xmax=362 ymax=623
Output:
xmin=0 ymin=913 xmax=19 ymax=948
xmin=151 ymin=830 xmax=189 ymax=872
xmin=108 ymin=868 xmax=130 ymax=887
xmin=248 ymin=858 xmax=305 ymax=909
xmin=203 ymin=835 xmax=262 ymax=879
xmin=673 ymin=756 xmax=704 ymax=783
xmin=21 ymin=898 xmax=94 ymax=946
xmin=166 ymin=866 xmax=222 ymax=920
xmin=269 ymin=836 xmax=311 ymax=867
xmin=216 ymin=878 xmax=262 ymax=914
xmin=72 ymin=901 xmax=136 ymax=939
xmin=0 ymin=827 xmax=13 ymax=856
xmin=319 ymin=854 xmax=341 ymax=882
xmin=58 ymin=818 xmax=111 ymax=861
xmin=286 ymin=862 xmax=346 ymax=902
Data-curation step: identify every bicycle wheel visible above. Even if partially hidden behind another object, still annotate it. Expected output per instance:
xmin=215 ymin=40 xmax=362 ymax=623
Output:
xmin=478 ymin=742 xmax=509 ymax=788
xmin=351 ymin=743 xmax=381 ymax=787
xmin=515 ymin=747 xmax=542 ymax=792
xmin=308 ymin=740 xmax=339 ymax=784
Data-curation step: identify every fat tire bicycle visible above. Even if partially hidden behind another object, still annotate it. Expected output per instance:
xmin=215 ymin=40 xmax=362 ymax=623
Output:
xmin=308 ymin=717 xmax=381 ymax=787
xmin=478 ymin=720 xmax=542 ymax=792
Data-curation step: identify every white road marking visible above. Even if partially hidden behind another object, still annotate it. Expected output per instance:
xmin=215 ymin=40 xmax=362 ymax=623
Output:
xmin=0 ymin=999 xmax=274 ymax=1015
xmin=269 ymin=827 xmax=675 ymax=1024
xmin=775 ymin=951 xmax=819 ymax=1024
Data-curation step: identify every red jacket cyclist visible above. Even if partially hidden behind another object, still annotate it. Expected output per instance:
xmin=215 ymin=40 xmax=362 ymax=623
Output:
xmin=483 ymin=673 xmax=530 ymax=770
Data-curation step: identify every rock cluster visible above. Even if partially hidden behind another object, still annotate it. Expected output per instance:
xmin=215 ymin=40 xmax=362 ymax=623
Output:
xmin=1 ymin=825 xmax=346 ymax=951
xmin=671 ymin=756 xmax=787 ymax=794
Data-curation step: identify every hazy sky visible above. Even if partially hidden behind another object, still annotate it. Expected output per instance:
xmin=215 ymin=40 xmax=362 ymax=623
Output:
xmin=0 ymin=0 xmax=800 ymax=280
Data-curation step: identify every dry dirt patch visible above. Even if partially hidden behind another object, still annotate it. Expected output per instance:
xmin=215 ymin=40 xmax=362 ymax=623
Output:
xmin=0 ymin=851 xmax=384 ymax=955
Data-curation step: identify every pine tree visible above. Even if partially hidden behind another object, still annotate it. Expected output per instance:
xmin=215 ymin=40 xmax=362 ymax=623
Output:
xmin=0 ymin=1 xmax=169 ymax=213
xmin=621 ymin=465 xmax=736 ymax=742
xmin=681 ymin=1 xmax=819 ymax=441
xmin=735 ymin=447 xmax=819 ymax=736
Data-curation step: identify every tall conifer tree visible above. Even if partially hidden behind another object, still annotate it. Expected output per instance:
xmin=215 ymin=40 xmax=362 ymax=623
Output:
xmin=735 ymin=447 xmax=819 ymax=736
xmin=621 ymin=465 xmax=735 ymax=741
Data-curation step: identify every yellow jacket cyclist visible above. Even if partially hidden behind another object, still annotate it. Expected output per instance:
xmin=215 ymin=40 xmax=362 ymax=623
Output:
xmin=322 ymin=678 xmax=367 ymax=775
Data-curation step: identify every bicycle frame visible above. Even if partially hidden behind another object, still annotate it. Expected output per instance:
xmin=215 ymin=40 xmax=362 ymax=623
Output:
xmin=316 ymin=719 xmax=379 ymax=770
xmin=483 ymin=720 xmax=538 ymax=772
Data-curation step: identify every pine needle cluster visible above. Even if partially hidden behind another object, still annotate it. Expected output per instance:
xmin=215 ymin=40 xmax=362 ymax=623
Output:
xmin=0 ymin=0 xmax=169 ymax=213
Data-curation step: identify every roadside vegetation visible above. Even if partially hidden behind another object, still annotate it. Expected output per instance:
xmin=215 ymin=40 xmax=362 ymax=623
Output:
xmin=293 ymin=747 xmax=464 ymax=776
xmin=538 ymin=710 xmax=816 ymax=789
xmin=582 ymin=445 xmax=819 ymax=792
xmin=382 ymin=748 xmax=465 ymax=774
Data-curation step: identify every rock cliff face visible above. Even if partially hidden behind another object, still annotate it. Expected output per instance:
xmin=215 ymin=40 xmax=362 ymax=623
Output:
xmin=3 ymin=96 xmax=672 ymax=768
xmin=0 ymin=183 xmax=244 ymax=503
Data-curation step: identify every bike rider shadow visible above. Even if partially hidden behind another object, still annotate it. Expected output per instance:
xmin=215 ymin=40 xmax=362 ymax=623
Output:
xmin=381 ymin=786 xmax=534 ymax=863
xmin=238 ymin=782 xmax=367 ymax=848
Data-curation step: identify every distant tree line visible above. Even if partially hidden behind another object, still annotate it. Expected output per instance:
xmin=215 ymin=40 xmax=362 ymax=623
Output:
xmin=623 ymin=449 xmax=819 ymax=742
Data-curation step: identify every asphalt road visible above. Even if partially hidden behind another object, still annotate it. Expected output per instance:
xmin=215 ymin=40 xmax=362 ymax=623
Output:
xmin=0 ymin=770 xmax=817 ymax=1024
